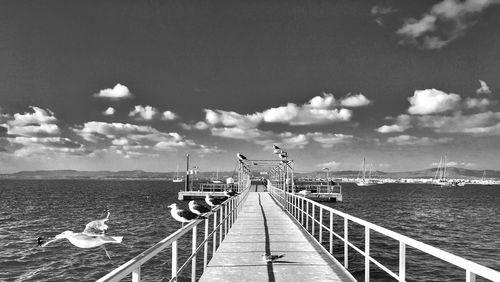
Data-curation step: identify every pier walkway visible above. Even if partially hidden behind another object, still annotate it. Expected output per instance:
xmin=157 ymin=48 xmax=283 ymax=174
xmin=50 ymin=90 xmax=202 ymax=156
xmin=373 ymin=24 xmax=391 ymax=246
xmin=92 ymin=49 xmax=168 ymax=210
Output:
xmin=199 ymin=185 xmax=354 ymax=282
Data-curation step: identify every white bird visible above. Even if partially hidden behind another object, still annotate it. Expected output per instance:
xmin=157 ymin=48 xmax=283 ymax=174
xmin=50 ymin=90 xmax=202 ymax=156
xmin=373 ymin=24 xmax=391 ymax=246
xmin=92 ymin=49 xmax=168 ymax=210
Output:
xmin=262 ymin=253 xmax=285 ymax=263
xmin=279 ymin=153 xmax=287 ymax=159
xmin=224 ymin=190 xmax=239 ymax=197
xmin=205 ymin=194 xmax=223 ymax=208
xmin=168 ymin=203 xmax=205 ymax=227
xmin=236 ymin=153 xmax=247 ymax=161
xmin=40 ymin=209 xmax=123 ymax=259
xmin=188 ymin=200 xmax=212 ymax=216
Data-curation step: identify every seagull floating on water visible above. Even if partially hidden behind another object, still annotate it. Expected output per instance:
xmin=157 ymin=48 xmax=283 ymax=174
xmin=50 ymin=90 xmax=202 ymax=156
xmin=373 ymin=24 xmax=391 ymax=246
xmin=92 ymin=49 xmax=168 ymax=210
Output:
xmin=205 ymin=194 xmax=223 ymax=208
xmin=262 ymin=253 xmax=285 ymax=263
xmin=236 ymin=153 xmax=247 ymax=161
xmin=40 ymin=209 xmax=123 ymax=259
xmin=168 ymin=203 xmax=206 ymax=227
xmin=188 ymin=200 xmax=212 ymax=216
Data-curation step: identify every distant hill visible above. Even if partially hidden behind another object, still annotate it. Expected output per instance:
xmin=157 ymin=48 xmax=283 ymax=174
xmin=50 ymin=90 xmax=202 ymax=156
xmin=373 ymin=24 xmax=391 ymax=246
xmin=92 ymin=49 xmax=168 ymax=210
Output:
xmin=0 ymin=167 xmax=499 ymax=180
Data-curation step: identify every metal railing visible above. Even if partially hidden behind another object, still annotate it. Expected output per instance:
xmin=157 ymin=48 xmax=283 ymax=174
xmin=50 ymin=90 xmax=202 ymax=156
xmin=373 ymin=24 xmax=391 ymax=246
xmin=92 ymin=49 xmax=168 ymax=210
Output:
xmin=97 ymin=186 xmax=251 ymax=282
xmin=196 ymin=183 xmax=239 ymax=192
xmin=295 ymin=184 xmax=342 ymax=194
xmin=268 ymin=184 xmax=500 ymax=282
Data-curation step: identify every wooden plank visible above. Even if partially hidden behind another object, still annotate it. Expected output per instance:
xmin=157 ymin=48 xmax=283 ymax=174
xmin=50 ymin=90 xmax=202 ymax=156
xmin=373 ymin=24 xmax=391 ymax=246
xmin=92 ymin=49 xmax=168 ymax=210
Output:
xmin=199 ymin=192 xmax=355 ymax=282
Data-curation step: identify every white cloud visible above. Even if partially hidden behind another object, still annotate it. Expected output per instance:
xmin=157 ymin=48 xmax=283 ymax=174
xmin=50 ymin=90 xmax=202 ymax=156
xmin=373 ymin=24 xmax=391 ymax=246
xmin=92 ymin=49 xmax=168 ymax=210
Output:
xmin=408 ymin=89 xmax=461 ymax=115
xmin=279 ymin=133 xmax=309 ymax=149
xmin=75 ymin=121 xmax=158 ymax=142
xmin=309 ymin=132 xmax=355 ymax=148
xmin=10 ymin=137 xmax=86 ymax=157
xmin=476 ymin=80 xmax=492 ymax=95
xmin=9 ymin=106 xmax=58 ymax=126
xmin=340 ymin=94 xmax=372 ymax=107
xmin=464 ymin=97 xmax=493 ymax=111
xmin=161 ymin=111 xmax=178 ymax=121
xmin=261 ymin=93 xmax=357 ymax=125
xmin=371 ymin=5 xmax=397 ymax=16
xmin=8 ymin=123 xmax=60 ymax=137
xmin=376 ymin=115 xmax=413 ymax=133
xmin=205 ymin=109 xmax=262 ymax=128
xmin=307 ymin=93 xmax=337 ymax=109
xmin=94 ymin=83 xmax=133 ymax=100
xmin=4 ymin=106 xmax=60 ymax=137
xmin=129 ymin=105 xmax=159 ymax=121
xmin=210 ymin=127 xmax=265 ymax=140
xmin=103 ymin=107 xmax=115 ymax=116
xmin=396 ymin=0 xmax=500 ymax=49
xmin=317 ymin=161 xmax=341 ymax=170
xmin=386 ymin=135 xmax=453 ymax=146
xmin=180 ymin=121 xmax=209 ymax=130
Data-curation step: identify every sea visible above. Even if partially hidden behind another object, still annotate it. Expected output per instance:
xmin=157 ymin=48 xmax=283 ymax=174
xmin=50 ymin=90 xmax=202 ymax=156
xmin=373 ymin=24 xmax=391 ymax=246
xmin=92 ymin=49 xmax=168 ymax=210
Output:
xmin=0 ymin=180 xmax=499 ymax=281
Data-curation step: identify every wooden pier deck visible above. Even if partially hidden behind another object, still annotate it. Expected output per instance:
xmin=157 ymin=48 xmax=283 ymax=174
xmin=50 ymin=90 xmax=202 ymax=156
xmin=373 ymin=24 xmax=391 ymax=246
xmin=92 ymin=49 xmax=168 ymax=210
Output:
xmin=199 ymin=185 xmax=354 ymax=282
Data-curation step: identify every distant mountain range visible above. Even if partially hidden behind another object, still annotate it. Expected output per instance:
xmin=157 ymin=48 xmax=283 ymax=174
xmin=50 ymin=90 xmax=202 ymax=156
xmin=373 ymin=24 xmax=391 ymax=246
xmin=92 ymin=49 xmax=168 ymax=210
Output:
xmin=1 ymin=167 xmax=499 ymax=180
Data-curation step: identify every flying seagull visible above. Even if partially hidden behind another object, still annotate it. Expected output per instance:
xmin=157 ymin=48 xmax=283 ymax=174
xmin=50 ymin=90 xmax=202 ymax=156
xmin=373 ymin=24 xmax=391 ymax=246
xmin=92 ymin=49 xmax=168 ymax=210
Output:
xmin=168 ymin=203 xmax=205 ymax=227
xmin=273 ymin=145 xmax=281 ymax=150
xmin=205 ymin=194 xmax=223 ymax=208
xmin=188 ymin=200 xmax=212 ymax=216
xmin=262 ymin=253 xmax=285 ymax=263
xmin=40 ymin=209 xmax=123 ymax=259
xmin=236 ymin=153 xmax=247 ymax=161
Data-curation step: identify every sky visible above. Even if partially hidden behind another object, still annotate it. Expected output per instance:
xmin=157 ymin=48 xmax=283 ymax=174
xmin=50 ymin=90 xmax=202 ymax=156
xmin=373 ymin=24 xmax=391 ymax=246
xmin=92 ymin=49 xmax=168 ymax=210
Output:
xmin=1 ymin=0 xmax=500 ymax=173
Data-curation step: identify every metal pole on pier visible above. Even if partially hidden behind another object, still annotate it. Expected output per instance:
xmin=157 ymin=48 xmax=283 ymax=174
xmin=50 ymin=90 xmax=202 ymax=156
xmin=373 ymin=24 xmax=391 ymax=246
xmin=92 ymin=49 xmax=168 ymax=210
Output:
xmin=185 ymin=154 xmax=190 ymax=191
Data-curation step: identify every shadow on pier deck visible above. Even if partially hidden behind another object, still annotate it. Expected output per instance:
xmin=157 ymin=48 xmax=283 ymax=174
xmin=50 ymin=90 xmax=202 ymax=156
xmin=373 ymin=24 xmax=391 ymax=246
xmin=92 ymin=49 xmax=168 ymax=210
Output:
xmin=199 ymin=185 xmax=354 ymax=282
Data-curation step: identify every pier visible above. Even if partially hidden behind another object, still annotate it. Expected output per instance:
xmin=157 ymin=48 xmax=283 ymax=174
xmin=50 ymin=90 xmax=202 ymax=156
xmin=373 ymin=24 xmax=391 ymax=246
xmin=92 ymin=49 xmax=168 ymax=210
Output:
xmin=199 ymin=185 xmax=354 ymax=281
xmin=98 ymin=155 xmax=500 ymax=282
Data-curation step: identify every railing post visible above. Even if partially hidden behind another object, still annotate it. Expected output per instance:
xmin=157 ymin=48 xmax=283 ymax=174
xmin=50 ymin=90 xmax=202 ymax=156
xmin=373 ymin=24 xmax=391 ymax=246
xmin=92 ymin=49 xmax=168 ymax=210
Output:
xmin=312 ymin=204 xmax=315 ymax=236
xmin=399 ymin=241 xmax=406 ymax=282
xmin=224 ymin=203 xmax=228 ymax=235
xmin=344 ymin=218 xmax=348 ymax=269
xmin=204 ymin=218 xmax=208 ymax=270
xmin=466 ymin=270 xmax=476 ymax=282
xmin=172 ymin=240 xmax=178 ymax=281
xmin=319 ymin=207 xmax=323 ymax=244
xmin=306 ymin=201 xmax=309 ymax=231
xmin=301 ymin=198 xmax=304 ymax=225
xmin=329 ymin=212 xmax=333 ymax=254
xmin=213 ymin=211 xmax=217 ymax=253
xmin=219 ymin=206 xmax=223 ymax=245
xmin=365 ymin=226 xmax=370 ymax=282
xmin=132 ymin=266 xmax=140 ymax=282
xmin=191 ymin=225 xmax=197 ymax=282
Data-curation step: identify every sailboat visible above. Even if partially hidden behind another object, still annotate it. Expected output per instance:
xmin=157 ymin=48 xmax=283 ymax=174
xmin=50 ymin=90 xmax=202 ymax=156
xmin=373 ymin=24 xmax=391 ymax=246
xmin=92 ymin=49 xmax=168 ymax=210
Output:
xmin=433 ymin=156 xmax=453 ymax=187
xmin=356 ymin=158 xmax=377 ymax=186
xmin=211 ymin=168 xmax=223 ymax=184
xmin=172 ymin=165 xmax=183 ymax=183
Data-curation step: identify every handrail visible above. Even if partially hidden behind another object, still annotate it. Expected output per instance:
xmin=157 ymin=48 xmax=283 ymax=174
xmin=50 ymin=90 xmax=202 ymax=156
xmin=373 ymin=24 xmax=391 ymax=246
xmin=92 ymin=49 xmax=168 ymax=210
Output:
xmin=98 ymin=185 xmax=251 ymax=282
xmin=268 ymin=184 xmax=500 ymax=282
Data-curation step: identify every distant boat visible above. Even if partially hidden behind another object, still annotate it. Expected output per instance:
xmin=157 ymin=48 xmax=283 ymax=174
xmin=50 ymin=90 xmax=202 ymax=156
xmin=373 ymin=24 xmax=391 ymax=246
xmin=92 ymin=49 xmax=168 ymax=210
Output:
xmin=433 ymin=156 xmax=453 ymax=187
xmin=211 ymin=168 xmax=223 ymax=184
xmin=172 ymin=165 xmax=183 ymax=183
xmin=356 ymin=158 xmax=377 ymax=187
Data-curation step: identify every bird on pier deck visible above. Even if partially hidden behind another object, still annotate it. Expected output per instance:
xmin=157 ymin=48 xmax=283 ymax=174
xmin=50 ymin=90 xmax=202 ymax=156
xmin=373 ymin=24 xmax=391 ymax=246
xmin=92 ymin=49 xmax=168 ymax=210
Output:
xmin=188 ymin=200 xmax=212 ymax=216
xmin=168 ymin=203 xmax=205 ymax=227
xmin=205 ymin=194 xmax=224 ymax=208
xmin=236 ymin=153 xmax=247 ymax=161
xmin=39 ymin=209 xmax=122 ymax=259
xmin=262 ymin=253 xmax=285 ymax=263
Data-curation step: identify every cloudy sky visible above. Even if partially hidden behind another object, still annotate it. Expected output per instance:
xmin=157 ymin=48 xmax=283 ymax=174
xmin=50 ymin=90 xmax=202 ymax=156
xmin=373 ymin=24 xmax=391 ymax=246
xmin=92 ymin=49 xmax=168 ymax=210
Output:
xmin=1 ymin=0 xmax=500 ymax=173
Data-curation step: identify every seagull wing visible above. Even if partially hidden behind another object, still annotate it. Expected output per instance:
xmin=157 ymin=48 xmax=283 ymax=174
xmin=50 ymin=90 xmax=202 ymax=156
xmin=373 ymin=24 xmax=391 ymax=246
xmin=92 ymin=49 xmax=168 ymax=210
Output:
xmin=40 ymin=237 xmax=63 ymax=247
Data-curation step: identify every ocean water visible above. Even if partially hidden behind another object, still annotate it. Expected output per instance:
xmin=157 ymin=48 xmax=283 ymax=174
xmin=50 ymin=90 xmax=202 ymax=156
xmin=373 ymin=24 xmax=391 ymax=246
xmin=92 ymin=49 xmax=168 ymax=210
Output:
xmin=0 ymin=180 xmax=499 ymax=281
